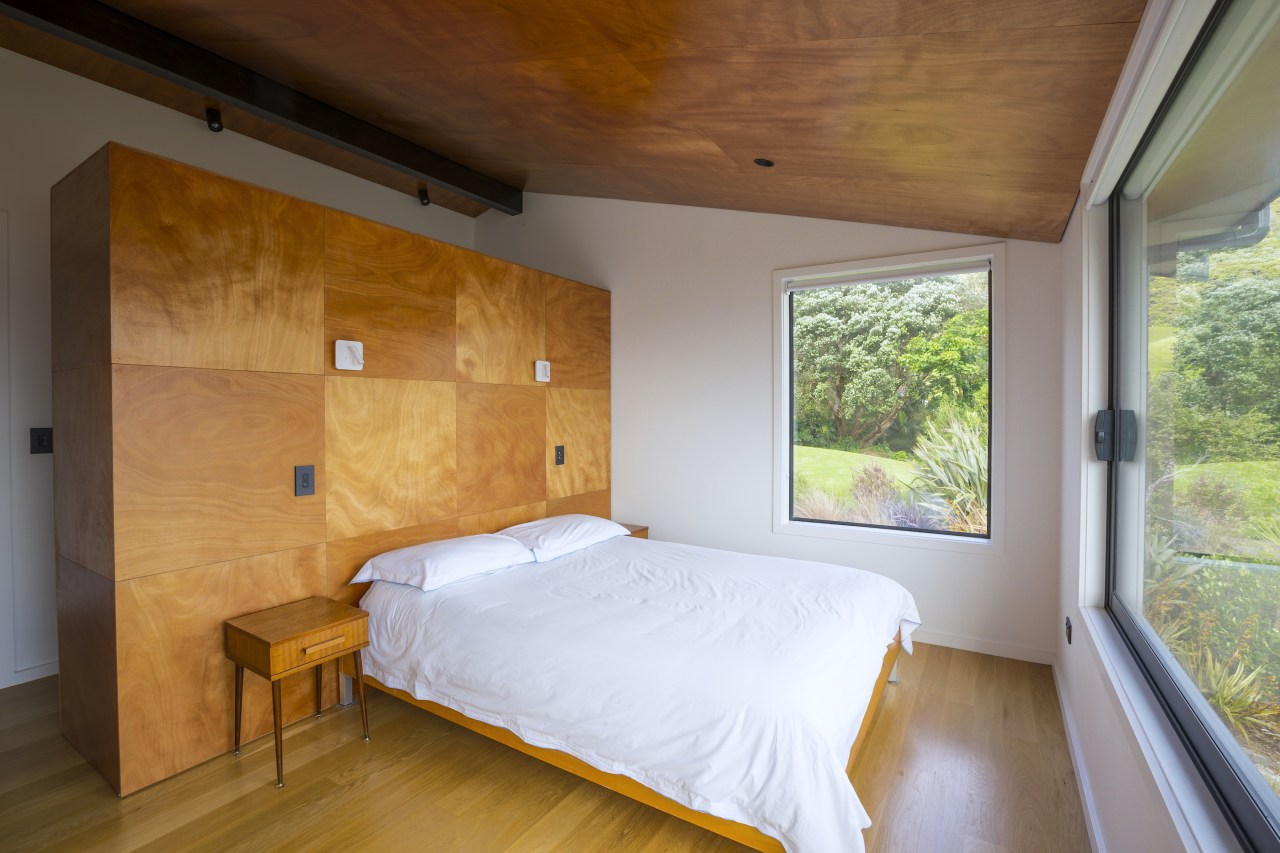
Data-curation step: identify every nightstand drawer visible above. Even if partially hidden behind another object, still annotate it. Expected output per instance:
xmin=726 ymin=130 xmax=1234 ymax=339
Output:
xmin=271 ymin=620 xmax=367 ymax=675
xmin=226 ymin=596 xmax=369 ymax=680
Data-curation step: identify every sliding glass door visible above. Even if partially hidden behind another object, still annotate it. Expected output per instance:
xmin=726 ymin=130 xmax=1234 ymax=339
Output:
xmin=1109 ymin=0 xmax=1280 ymax=847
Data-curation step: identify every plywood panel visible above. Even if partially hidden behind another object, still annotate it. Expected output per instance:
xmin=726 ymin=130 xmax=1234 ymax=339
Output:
xmin=324 ymin=210 xmax=456 ymax=381
xmin=112 ymin=365 xmax=326 ymax=579
xmin=115 ymin=546 xmax=327 ymax=795
xmin=50 ymin=145 xmax=110 ymax=372
xmin=456 ymin=384 xmax=546 ymax=516
xmin=52 ymin=367 xmax=114 ymax=579
xmin=325 ymin=518 xmax=460 ymax=605
xmin=56 ymin=557 xmax=120 ymax=793
xmin=547 ymin=489 xmax=610 ymax=520
xmin=108 ymin=145 xmax=324 ymax=373
xmin=457 ymin=502 xmax=547 ymax=537
xmin=546 ymin=278 xmax=610 ymax=390
xmin=547 ymin=388 xmax=610 ymax=500
xmin=456 ymin=255 xmax=544 ymax=385
xmin=326 ymin=376 xmax=457 ymax=540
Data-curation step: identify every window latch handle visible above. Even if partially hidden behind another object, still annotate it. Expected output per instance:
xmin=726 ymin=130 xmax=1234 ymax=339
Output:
xmin=1093 ymin=409 xmax=1136 ymax=462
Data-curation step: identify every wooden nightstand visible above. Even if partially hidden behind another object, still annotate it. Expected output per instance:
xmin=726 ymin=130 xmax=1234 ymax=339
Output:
xmin=621 ymin=523 xmax=649 ymax=539
xmin=224 ymin=597 xmax=370 ymax=787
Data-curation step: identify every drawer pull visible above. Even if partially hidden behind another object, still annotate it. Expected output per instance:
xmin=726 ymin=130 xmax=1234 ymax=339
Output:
xmin=303 ymin=637 xmax=345 ymax=656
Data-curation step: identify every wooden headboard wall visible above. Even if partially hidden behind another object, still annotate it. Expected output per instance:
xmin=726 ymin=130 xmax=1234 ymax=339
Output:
xmin=50 ymin=144 xmax=610 ymax=795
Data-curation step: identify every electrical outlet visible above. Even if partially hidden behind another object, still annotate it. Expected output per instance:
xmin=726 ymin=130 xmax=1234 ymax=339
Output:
xmin=294 ymin=465 xmax=316 ymax=496
xmin=555 ymin=445 xmax=565 ymax=465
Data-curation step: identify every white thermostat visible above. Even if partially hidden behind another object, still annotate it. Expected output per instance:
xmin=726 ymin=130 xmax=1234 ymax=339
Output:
xmin=335 ymin=340 xmax=365 ymax=371
xmin=535 ymin=360 xmax=551 ymax=382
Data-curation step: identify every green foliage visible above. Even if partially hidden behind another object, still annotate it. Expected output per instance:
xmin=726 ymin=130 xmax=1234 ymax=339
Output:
xmin=1181 ymin=562 xmax=1280 ymax=707
xmin=900 ymin=309 xmax=989 ymax=411
xmin=791 ymin=273 xmax=984 ymax=447
xmin=1173 ymin=406 xmax=1280 ymax=463
xmin=1147 ymin=277 xmax=1184 ymax=326
xmin=1203 ymin=199 xmax=1280 ymax=284
xmin=1175 ymin=278 xmax=1280 ymax=423
xmin=1252 ymin=518 xmax=1280 ymax=549
xmin=1143 ymin=534 xmax=1198 ymax=650
xmin=1142 ymin=532 xmax=1280 ymax=763
xmin=909 ymin=411 xmax=988 ymax=534
xmin=1184 ymin=649 xmax=1279 ymax=747
xmin=1173 ymin=473 xmax=1247 ymax=556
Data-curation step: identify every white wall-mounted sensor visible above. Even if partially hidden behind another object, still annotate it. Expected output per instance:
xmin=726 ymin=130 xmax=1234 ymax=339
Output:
xmin=336 ymin=340 xmax=365 ymax=371
xmin=535 ymin=360 xmax=551 ymax=383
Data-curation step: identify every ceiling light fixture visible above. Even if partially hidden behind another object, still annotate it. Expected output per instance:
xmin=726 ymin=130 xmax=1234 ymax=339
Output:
xmin=205 ymin=107 xmax=223 ymax=132
xmin=418 ymin=188 xmax=432 ymax=206
xmin=754 ymin=158 xmax=775 ymax=168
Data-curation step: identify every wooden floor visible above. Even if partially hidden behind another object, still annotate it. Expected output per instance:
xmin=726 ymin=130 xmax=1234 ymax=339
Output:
xmin=0 ymin=644 xmax=1089 ymax=852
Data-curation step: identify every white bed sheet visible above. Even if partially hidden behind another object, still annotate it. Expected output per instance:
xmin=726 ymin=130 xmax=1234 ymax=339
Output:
xmin=360 ymin=535 xmax=920 ymax=853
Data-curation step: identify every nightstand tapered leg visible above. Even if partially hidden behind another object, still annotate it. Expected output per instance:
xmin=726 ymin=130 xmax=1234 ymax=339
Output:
xmin=315 ymin=665 xmax=323 ymax=718
xmin=233 ymin=664 xmax=243 ymax=756
xmin=272 ymin=680 xmax=284 ymax=788
xmin=352 ymin=650 xmax=369 ymax=742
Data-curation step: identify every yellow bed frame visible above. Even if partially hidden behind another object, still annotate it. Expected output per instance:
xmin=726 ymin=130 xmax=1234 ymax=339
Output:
xmin=357 ymin=631 xmax=901 ymax=852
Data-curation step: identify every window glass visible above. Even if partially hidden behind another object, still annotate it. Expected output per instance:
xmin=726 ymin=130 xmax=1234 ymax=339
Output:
xmin=789 ymin=267 xmax=990 ymax=537
xmin=1111 ymin=0 xmax=1280 ymax=839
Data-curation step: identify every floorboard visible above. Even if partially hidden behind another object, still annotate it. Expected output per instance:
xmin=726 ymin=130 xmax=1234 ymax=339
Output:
xmin=0 ymin=644 xmax=1089 ymax=852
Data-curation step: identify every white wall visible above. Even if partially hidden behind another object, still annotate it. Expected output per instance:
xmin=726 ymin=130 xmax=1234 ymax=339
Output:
xmin=1054 ymin=198 xmax=1240 ymax=853
xmin=0 ymin=48 xmax=477 ymax=689
xmin=478 ymin=193 xmax=1065 ymax=662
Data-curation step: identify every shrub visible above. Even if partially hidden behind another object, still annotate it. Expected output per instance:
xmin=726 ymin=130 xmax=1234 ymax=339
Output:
xmin=1144 ymin=534 xmax=1198 ymax=651
xmin=793 ymin=487 xmax=853 ymax=523
xmin=1182 ymin=562 xmax=1280 ymax=706
xmin=1185 ymin=648 xmax=1279 ymax=747
xmin=1172 ymin=472 xmax=1246 ymax=555
xmin=1174 ymin=406 xmax=1280 ymax=463
xmin=847 ymin=464 xmax=900 ymax=526
xmin=909 ymin=411 xmax=988 ymax=533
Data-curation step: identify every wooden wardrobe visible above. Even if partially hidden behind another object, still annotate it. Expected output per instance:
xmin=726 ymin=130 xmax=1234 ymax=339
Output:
xmin=51 ymin=144 xmax=611 ymax=795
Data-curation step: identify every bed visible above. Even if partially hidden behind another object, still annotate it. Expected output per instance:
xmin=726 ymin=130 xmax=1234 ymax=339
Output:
xmin=349 ymin=518 xmax=920 ymax=853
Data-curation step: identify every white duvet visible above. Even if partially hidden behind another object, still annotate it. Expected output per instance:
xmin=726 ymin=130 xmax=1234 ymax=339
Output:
xmin=360 ymin=535 xmax=920 ymax=853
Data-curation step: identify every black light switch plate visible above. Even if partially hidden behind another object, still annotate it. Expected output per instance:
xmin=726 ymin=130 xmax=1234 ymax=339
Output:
xmin=554 ymin=445 xmax=565 ymax=465
xmin=294 ymin=464 xmax=316 ymax=496
xmin=30 ymin=427 xmax=53 ymax=454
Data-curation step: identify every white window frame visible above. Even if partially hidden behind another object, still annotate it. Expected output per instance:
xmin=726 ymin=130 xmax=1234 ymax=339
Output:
xmin=772 ymin=243 xmax=1007 ymax=555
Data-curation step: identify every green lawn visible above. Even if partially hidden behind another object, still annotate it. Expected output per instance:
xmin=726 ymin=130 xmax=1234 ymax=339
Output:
xmin=794 ymin=445 xmax=917 ymax=496
xmin=1175 ymin=459 xmax=1280 ymax=519
xmin=1149 ymin=324 xmax=1177 ymax=377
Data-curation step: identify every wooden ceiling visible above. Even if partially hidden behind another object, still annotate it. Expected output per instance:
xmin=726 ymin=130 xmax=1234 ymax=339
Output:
xmin=5 ymin=1 xmax=1146 ymax=241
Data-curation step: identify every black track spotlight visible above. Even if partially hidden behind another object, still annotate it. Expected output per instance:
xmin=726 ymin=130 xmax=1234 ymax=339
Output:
xmin=205 ymin=107 xmax=224 ymax=132
xmin=418 ymin=187 xmax=432 ymax=207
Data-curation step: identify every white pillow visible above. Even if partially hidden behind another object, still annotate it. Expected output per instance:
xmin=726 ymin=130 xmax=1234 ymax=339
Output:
xmin=498 ymin=514 xmax=630 ymax=562
xmin=350 ymin=534 xmax=534 ymax=591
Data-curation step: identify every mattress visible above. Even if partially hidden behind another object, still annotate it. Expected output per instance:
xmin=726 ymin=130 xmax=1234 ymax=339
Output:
xmin=359 ymin=534 xmax=920 ymax=852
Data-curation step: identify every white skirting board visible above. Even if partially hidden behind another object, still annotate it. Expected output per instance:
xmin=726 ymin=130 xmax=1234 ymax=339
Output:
xmin=908 ymin=629 xmax=1054 ymax=666
xmin=1053 ymin=663 xmax=1107 ymax=853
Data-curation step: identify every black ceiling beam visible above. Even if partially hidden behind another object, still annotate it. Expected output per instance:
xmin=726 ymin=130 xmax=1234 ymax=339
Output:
xmin=0 ymin=0 xmax=523 ymax=215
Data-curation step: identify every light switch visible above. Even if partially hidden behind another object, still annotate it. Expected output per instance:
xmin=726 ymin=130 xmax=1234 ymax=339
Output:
xmin=294 ymin=465 xmax=316 ymax=496
xmin=335 ymin=340 xmax=364 ymax=371
xmin=535 ymin=360 xmax=551 ymax=382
